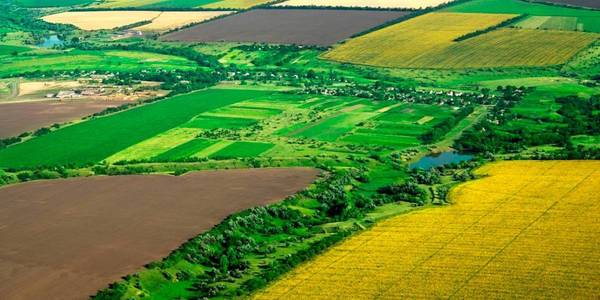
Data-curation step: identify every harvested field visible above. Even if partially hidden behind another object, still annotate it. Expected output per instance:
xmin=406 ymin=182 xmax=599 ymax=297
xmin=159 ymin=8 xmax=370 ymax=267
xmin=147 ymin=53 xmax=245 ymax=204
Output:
xmin=15 ymin=80 xmax=81 ymax=96
xmin=42 ymin=11 xmax=161 ymax=30
xmin=0 ymin=168 xmax=319 ymax=300
xmin=42 ymin=11 xmax=232 ymax=31
xmin=253 ymin=161 xmax=600 ymax=299
xmin=162 ymin=9 xmax=409 ymax=46
xmin=323 ymin=12 xmax=599 ymax=68
xmin=202 ymin=0 xmax=274 ymax=9
xmin=533 ymin=0 xmax=600 ymax=9
xmin=0 ymin=99 xmax=130 ymax=138
xmin=134 ymin=11 xmax=234 ymax=31
xmin=275 ymin=0 xmax=452 ymax=9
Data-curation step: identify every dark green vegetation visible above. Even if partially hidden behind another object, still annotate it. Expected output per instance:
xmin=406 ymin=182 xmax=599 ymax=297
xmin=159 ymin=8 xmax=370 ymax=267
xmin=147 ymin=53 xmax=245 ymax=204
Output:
xmin=0 ymin=0 xmax=598 ymax=299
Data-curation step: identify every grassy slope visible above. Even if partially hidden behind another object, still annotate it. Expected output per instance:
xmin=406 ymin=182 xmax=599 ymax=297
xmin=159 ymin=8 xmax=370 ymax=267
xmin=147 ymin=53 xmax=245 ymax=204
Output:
xmin=15 ymin=0 xmax=92 ymax=7
xmin=0 ymin=89 xmax=271 ymax=168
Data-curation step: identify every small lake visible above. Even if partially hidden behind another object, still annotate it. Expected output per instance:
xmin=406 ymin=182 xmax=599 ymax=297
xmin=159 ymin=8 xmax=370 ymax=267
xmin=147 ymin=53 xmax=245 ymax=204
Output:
xmin=409 ymin=151 xmax=473 ymax=170
xmin=37 ymin=35 xmax=64 ymax=48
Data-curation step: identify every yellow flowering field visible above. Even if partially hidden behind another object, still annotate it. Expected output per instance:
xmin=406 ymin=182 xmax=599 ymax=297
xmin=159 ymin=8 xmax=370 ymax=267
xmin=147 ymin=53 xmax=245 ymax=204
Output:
xmin=253 ymin=161 xmax=600 ymax=299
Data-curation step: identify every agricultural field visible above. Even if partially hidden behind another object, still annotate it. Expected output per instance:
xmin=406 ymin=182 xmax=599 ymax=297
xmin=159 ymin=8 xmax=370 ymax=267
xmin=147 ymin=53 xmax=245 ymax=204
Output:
xmin=0 ymin=50 xmax=197 ymax=78
xmin=275 ymin=0 xmax=453 ymax=9
xmin=533 ymin=0 xmax=600 ymax=9
xmin=323 ymin=12 xmax=599 ymax=68
xmin=94 ymin=0 xmax=274 ymax=9
xmin=42 ymin=11 xmax=163 ymax=30
xmin=0 ymin=168 xmax=319 ymax=300
xmin=0 ymin=99 xmax=131 ymax=138
xmin=253 ymin=161 xmax=600 ymax=299
xmin=42 ymin=11 xmax=232 ymax=31
xmin=445 ymin=0 xmax=600 ymax=32
xmin=162 ymin=9 xmax=409 ymax=46
xmin=14 ymin=0 xmax=92 ymax=7
xmin=2 ymin=0 xmax=600 ymax=299
xmin=0 ymin=89 xmax=268 ymax=168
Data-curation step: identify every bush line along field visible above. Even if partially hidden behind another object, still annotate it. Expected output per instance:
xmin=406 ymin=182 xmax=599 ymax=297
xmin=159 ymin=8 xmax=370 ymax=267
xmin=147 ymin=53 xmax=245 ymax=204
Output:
xmin=323 ymin=12 xmax=599 ymax=69
xmin=253 ymin=161 xmax=600 ymax=299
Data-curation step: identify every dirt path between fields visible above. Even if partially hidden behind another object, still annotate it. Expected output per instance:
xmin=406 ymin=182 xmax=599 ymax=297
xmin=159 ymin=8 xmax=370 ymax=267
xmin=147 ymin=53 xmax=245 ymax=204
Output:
xmin=0 ymin=168 xmax=319 ymax=300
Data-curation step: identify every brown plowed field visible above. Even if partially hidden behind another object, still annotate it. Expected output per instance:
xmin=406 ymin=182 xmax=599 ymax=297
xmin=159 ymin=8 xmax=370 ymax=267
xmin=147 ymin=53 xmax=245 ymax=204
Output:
xmin=162 ymin=9 xmax=409 ymax=46
xmin=0 ymin=100 xmax=130 ymax=138
xmin=534 ymin=0 xmax=600 ymax=9
xmin=0 ymin=168 xmax=319 ymax=300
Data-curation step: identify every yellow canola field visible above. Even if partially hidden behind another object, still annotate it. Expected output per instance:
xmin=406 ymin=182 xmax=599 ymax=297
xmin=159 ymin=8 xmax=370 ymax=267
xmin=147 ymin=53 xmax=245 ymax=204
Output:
xmin=275 ymin=0 xmax=451 ymax=9
xmin=253 ymin=161 xmax=600 ymax=299
xmin=42 ymin=11 xmax=232 ymax=31
xmin=323 ymin=12 xmax=599 ymax=69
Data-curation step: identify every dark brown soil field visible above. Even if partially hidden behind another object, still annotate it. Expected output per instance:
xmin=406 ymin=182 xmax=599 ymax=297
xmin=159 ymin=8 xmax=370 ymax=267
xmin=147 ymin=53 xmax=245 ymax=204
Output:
xmin=0 ymin=99 xmax=130 ymax=138
xmin=534 ymin=0 xmax=600 ymax=8
xmin=0 ymin=168 xmax=319 ymax=300
xmin=162 ymin=9 xmax=409 ymax=46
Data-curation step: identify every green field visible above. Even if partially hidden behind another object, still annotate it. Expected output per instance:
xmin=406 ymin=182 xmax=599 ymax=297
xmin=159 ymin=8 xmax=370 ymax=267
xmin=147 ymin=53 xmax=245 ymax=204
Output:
xmin=183 ymin=116 xmax=257 ymax=129
xmin=0 ymin=44 xmax=31 ymax=56
xmin=209 ymin=141 xmax=274 ymax=159
xmin=0 ymin=89 xmax=270 ymax=168
xmin=15 ymin=0 xmax=93 ymax=7
xmin=95 ymin=0 xmax=270 ymax=8
xmin=0 ymin=50 xmax=197 ymax=78
xmin=445 ymin=0 xmax=600 ymax=32
xmin=152 ymin=138 xmax=218 ymax=161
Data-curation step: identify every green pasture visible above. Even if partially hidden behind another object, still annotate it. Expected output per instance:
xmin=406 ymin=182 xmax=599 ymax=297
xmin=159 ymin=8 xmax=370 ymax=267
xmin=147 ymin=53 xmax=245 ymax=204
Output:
xmin=0 ymin=50 xmax=196 ymax=78
xmin=445 ymin=0 xmax=600 ymax=32
xmin=209 ymin=141 xmax=274 ymax=159
xmin=183 ymin=116 xmax=257 ymax=130
xmin=15 ymin=0 xmax=92 ymax=7
xmin=0 ymin=44 xmax=31 ymax=56
xmin=292 ymin=112 xmax=377 ymax=142
xmin=152 ymin=138 xmax=218 ymax=161
xmin=0 ymin=89 xmax=271 ymax=168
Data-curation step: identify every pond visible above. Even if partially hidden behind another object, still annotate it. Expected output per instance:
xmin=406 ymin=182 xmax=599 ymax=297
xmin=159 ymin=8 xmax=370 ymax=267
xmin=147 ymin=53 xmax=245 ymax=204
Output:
xmin=37 ymin=35 xmax=64 ymax=48
xmin=409 ymin=151 xmax=473 ymax=170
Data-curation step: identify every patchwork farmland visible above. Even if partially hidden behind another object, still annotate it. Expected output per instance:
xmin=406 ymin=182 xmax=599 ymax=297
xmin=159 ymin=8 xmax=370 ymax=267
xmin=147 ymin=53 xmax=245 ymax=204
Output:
xmin=0 ymin=168 xmax=319 ymax=300
xmin=2 ymin=0 xmax=600 ymax=299
xmin=162 ymin=9 xmax=409 ymax=46
xmin=253 ymin=161 xmax=600 ymax=299
xmin=275 ymin=0 xmax=453 ymax=9
xmin=323 ymin=12 xmax=599 ymax=68
xmin=445 ymin=0 xmax=600 ymax=32
xmin=94 ymin=0 xmax=275 ymax=9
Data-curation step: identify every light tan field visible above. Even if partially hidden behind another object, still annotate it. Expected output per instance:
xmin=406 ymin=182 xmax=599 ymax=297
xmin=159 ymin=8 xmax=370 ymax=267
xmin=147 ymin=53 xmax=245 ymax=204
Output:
xmin=16 ymin=80 xmax=81 ymax=96
xmin=134 ymin=11 xmax=233 ymax=31
xmin=203 ymin=0 xmax=275 ymax=9
xmin=42 ymin=11 xmax=161 ymax=30
xmin=253 ymin=161 xmax=600 ymax=299
xmin=276 ymin=0 xmax=452 ymax=9
xmin=42 ymin=11 xmax=232 ymax=31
